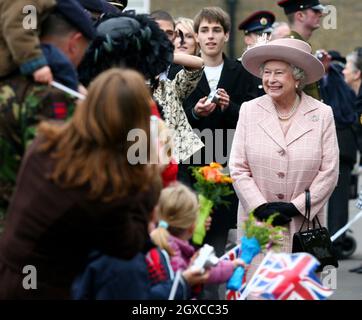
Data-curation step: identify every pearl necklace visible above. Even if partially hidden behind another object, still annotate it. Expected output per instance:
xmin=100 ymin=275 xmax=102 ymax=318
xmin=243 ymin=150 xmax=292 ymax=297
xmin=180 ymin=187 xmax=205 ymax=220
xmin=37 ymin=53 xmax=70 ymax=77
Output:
xmin=275 ymin=95 xmax=300 ymax=120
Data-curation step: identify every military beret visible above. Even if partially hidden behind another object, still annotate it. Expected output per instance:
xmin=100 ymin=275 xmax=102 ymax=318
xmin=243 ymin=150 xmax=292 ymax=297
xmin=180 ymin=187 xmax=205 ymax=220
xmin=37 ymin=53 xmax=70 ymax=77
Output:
xmin=277 ymin=0 xmax=325 ymax=15
xmin=77 ymin=0 xmax=120 ymax=14
xmin=55 ymin=0 xmax=96 ymax=40
xmin=107 ymin=0 xmax=128 ymax=11
xmin=238 ymin=11 xmax=275 ymax=35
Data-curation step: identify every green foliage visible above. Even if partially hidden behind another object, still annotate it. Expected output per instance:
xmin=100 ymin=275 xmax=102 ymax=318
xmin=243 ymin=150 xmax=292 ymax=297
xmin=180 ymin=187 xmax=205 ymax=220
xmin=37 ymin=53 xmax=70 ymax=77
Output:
xmin=244 ymin=212 xmax=287 ymax=251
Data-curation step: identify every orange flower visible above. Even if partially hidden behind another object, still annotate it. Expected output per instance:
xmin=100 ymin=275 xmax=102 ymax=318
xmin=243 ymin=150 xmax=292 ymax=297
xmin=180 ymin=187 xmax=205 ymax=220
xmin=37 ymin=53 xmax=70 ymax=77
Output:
xmin=190 ymin=162 xmax=234 ymax=207
xmin=210 ymin=162 xmax=222 ymax=169
xmin=221 ymin=176 xmax=233 ymax=184
xmin=202 ymin=167 xmax=222 ymax=182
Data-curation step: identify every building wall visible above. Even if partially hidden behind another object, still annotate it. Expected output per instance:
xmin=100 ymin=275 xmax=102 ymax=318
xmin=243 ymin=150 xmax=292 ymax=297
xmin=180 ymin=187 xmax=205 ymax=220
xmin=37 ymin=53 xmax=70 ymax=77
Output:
xmin=150 ymin=0 xmax=362 ymax=58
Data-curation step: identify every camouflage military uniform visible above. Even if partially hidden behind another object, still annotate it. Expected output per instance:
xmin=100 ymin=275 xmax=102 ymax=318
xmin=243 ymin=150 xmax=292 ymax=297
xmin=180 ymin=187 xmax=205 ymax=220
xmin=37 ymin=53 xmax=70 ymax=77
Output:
xmin=0 ymin=74 xmax=75 ymax=226
xmin=288 ymin=31 xmax=322 ymax=100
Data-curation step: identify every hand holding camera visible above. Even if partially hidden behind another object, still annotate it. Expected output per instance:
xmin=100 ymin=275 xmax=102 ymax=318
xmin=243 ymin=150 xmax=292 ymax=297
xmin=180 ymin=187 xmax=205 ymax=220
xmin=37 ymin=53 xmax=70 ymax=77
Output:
xmin=194 ymin=88 xmax=231 ymax=117
xmin=190 ymin=244 xmax=219 ymax=274
xmin=211 ymin=88 xmax=230 ymax=111
xmin=182 ymin=267 xmax=210 ymax=286
xmin=315 ymin=49 xmax=331 ymax=72
xmin=206 ymin=89 xmax=221 ymax=105
xmin=194 ymin=96 xmax=217 ymax=117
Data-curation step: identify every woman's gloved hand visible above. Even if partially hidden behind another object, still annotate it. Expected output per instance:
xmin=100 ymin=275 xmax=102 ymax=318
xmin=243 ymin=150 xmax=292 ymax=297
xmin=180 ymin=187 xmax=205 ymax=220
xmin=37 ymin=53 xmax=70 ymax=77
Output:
xmin=267 ymin=202 xmax=301 ymax=218
xmin=253 ymin=203 xmax=293 ymax=226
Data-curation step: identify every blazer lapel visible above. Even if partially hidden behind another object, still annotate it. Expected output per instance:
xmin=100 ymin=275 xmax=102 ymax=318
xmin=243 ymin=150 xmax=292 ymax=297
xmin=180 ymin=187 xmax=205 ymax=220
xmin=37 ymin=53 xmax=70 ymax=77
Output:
xmin=285 ymin=93 xmax=317 ymax=146
xmin=217 ymin=56 xmax=236 ymax=90
xmin=257 ymin=95 xmax=287 ymax=150
xmin=198 ymin=73 xmax=210 ymax=96
xmin=199 ymin=56 xmax=237 ymax=96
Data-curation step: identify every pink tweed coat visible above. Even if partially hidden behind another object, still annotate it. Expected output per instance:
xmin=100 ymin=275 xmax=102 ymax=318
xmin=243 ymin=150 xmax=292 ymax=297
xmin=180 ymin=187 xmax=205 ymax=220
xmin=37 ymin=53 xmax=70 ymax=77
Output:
xmin=229 ymin=92 xmax=339 ymax=254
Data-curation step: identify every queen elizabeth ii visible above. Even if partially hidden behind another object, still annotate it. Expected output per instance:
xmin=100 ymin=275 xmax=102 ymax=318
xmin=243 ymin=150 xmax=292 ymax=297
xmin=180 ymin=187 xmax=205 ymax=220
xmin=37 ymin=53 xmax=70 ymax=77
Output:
xmin=229 ymin=38 xmax=339 ymax=258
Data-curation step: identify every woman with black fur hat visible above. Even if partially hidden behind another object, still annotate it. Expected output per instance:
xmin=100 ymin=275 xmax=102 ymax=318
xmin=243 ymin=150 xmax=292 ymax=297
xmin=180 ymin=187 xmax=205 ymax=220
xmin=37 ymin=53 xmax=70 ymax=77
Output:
xmin=79 ymin=11 xmax=204 ymax=163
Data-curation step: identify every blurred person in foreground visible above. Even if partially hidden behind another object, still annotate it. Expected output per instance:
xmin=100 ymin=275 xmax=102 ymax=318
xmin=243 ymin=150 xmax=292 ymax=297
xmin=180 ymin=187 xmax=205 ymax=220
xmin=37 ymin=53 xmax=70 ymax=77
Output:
xmin=0 ymin=69 xmax=161 ymax=299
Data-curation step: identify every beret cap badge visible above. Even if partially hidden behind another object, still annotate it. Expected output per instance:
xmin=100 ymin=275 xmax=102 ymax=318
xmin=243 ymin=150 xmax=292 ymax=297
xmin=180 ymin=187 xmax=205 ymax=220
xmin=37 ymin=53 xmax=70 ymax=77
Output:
xmin=260 ymin=17 xmax=268 ymax=26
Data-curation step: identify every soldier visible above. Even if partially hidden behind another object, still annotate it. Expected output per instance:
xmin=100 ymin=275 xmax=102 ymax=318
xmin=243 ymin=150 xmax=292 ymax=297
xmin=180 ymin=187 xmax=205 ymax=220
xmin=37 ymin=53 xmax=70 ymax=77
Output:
xmin=238 ymin=11 xmax=276 ymax=96
xmin=277 ymin=0 xmax=326 ymax=100
xmin=238 ymin=11 xmax=275 ymax=47
xmin=0 ymin=0 xmax=95 ymax=225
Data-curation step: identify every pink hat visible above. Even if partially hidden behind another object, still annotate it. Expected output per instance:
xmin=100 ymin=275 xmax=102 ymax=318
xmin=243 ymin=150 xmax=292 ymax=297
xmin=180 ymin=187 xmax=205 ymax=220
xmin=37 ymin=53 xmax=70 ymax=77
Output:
xmin=241 ymin=38 xmax=325 ymax=84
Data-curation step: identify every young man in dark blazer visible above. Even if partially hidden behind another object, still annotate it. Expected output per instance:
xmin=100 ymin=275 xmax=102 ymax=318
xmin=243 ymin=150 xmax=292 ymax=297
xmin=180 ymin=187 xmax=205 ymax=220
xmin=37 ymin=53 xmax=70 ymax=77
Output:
xmin=184 ymin=7 xmax=257 ymax=144
xmin=179 ymin=7 xmax=258 ymax=298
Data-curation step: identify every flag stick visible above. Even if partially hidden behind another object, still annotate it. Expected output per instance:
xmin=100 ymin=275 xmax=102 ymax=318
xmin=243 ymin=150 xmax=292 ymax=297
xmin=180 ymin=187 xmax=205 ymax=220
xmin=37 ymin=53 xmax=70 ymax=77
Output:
xmin=239 ymin=251 xmax=273 ymax=300
xmin=50 ymin=81 xmax=86 ymax=100
xmin=168 ymin=270 xmax=182 ymax=300
xmin=330 ymin=210 xmax=362 ymax=242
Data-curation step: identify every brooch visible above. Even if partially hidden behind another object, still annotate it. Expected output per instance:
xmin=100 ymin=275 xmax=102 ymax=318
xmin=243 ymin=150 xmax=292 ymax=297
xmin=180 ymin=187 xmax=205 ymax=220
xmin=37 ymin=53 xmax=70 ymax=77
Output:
xmin=310 ymin=115 xmax=319 ymax=122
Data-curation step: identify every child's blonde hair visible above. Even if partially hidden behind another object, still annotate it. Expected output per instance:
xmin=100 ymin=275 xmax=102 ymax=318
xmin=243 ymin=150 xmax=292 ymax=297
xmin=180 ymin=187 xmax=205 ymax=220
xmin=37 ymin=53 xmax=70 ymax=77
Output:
xmin=150 ymin=182 xmax=199 ymax=256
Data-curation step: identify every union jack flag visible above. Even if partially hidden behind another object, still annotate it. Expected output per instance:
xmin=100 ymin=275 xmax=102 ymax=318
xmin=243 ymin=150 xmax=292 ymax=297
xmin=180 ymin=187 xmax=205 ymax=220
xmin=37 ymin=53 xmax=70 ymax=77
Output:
xmin=220 ymin=245 xmax=247 ymax=300
xmin=247 ymin=252 xmax=333 ymax=300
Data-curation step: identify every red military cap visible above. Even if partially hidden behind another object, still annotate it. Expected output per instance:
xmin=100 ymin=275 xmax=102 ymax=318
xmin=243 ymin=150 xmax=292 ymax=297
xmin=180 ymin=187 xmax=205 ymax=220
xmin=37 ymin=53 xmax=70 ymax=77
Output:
xmin=238 ymin=10 xmax=276 ymax=35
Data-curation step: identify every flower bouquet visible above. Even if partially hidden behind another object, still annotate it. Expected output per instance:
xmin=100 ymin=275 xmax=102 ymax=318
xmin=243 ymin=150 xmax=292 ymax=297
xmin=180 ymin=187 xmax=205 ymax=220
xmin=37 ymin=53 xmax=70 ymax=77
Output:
xmin=226 ymin=212 xmax=286 ymax=291
xmin=190 ymin=162 xmax=234 ymax=245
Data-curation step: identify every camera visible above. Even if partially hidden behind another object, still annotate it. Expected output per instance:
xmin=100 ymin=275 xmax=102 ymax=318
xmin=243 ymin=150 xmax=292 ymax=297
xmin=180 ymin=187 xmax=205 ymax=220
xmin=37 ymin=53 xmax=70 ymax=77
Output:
xmin=206 ymin=89 xmax=221 ymax=104
xmin=315 ymin=50 xmax=324 ymax=61
xmin=191 ymin=244 xmax=219 ymax=273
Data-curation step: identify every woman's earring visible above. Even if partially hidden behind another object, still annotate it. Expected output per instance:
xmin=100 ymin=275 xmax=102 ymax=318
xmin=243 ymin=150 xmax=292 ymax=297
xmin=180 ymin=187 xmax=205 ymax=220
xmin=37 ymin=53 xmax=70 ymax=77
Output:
xmin=295 ymin=84 xmax=299 ymax=89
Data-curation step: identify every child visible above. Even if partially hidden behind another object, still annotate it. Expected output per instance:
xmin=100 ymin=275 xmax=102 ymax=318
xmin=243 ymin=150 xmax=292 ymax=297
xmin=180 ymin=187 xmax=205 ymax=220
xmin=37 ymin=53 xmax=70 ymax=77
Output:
xmin=0 ymin=0 xmax=55 ymax=83
xmin=151 ymin=183 xmax=246 ymax=285
xmin=72 ymin=182 xmax=209 ymax=300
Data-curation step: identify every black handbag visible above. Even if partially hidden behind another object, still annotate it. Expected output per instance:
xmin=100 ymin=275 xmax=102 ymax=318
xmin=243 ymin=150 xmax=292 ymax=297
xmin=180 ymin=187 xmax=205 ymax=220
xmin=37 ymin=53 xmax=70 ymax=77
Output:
xmin=292 ymin=190 xmax=338 ymax=272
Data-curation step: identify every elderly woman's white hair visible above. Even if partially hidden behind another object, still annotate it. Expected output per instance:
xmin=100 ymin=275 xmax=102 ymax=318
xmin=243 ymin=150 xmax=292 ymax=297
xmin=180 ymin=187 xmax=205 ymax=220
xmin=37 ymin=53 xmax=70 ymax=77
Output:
xmin=259 ymin=62 xmax=307 ymax=91
xmin=346 ymin=49 xmax=362 ymax=73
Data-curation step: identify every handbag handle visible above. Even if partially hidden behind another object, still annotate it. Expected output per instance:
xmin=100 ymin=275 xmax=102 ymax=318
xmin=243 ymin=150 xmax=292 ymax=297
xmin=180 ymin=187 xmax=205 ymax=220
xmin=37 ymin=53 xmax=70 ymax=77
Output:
xmin=298 ymin=189 xmax=323 ymax=231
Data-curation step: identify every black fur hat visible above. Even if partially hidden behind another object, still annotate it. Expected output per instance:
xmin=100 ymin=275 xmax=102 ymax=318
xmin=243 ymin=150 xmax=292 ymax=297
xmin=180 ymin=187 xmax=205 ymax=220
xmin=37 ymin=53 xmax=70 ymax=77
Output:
xmin=78 ymin=11 xmax=174 ymax=87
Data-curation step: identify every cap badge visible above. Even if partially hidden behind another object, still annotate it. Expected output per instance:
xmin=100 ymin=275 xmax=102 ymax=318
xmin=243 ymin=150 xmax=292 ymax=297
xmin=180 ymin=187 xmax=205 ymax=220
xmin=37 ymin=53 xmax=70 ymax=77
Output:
xmin=260 ymin=17 xmax=268 ymax=26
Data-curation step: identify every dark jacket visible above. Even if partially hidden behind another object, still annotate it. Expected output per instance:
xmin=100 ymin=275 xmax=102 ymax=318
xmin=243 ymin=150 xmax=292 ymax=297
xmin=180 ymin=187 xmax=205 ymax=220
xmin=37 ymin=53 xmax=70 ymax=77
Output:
xmin=71 ymin=241 xmax=191 ymax=300
xmin=182 ymin=56 xmax=258 ymax=165
xmin=353 ymin=85 xmax=362 ymax=153
xmin=320 ymin=63 xmax=358 ymax=164
xmin=0 ymin=139 xmax=159 ymax=299
xmin=41 ymin=43 xmax=79 ymax=90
